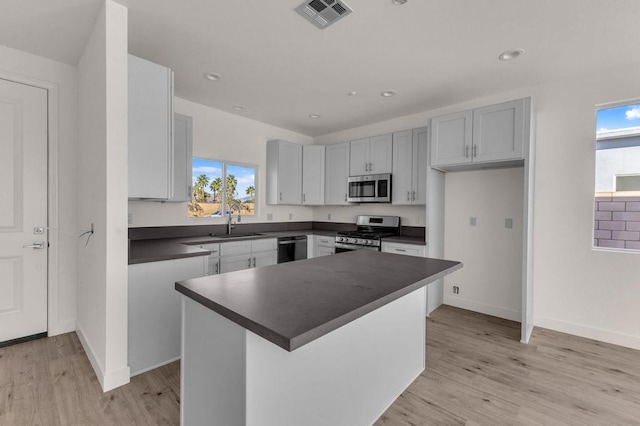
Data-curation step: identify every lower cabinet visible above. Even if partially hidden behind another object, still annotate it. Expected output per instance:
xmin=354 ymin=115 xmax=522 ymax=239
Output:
xmin=381 ymin=242 xmax=426 ymax=257
xmin=313 ymin=235 xmax=335 ymax=257
xmin=128 ymin=256 xmax=206 ymax=376
xmin=219 ymin=239 xmax=277 ymax=273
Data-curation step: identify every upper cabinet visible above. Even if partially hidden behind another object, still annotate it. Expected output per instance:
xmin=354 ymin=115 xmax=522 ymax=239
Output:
xmin=302 ymin=145 xmax=325 ymax=205
xmin=349 ymin=134 xmax=392 ymax=176
xmin=430 ymin=98 xmax=529 ymax=171
xmin=171 ymin=113 xmax=193 ymax=202
xmin=266 ymin=139 xmax=303 ymax=205
xmin=128 ymin=54 xmax=174 ymax=200
xmin=325 ymin=142 xmax=352 ymax=205
xmin=392 ymin=127 xmax=428 ymax=205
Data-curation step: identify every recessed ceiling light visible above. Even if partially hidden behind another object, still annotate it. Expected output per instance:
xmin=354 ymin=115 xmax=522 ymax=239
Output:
xmin=309 ymin=114 xmax=321 ymax=119
xmin=498 ymin=49 xmax=524 ymax=61
xmin=380 ymin=90 xmax=397 ymax=98
xmin=203 ymin=72 xmax=222 ymax=81
xmin=233 ymin=105 xmax=245 ymax=111
xmin=348 ymin=91 xmax=357 ymax=96
xmin=392 ymin=0 xmax=408 ymax=5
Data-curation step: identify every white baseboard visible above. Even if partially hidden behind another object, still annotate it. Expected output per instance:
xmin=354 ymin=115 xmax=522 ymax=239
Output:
xmin=75 ymin=323 xmax=130 ymax=392
xmin=443 ymin=296 xmax=521 ymax=322
xmin=535 ymin=316 xmax=640 ymax=351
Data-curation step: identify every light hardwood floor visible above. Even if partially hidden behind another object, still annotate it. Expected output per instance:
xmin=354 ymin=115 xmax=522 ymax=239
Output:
xmin=1 ymin=305 xmax=639 ymax=425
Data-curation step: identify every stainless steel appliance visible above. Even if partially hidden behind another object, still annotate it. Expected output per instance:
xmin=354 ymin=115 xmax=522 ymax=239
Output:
xmin=277 ymin=235 xmax=308 ymax=263
xmin=334 ymin=215 xmax=400 ymax=253
xmin=347 ymin=173 xmax=391 ymax=203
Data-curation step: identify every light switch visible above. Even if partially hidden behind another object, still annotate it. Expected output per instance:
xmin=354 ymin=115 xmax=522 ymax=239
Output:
xmin=505 ymin=218 xmax=513 ymax=229
xmin=470 ymin=217 xmax=477 ymax=226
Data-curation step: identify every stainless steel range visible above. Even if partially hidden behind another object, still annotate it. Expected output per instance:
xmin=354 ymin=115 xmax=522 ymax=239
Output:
xmin=334 ymin=215 xmax=401 ymax=253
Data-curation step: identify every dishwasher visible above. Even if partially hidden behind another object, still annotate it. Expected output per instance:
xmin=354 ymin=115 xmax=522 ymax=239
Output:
xmin=277 ymin=235 xmax=308 ymax=263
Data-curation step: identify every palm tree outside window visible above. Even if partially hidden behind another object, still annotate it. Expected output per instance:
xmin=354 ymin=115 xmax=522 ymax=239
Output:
xmin=189 ymin=158 xmax=257 ymax=218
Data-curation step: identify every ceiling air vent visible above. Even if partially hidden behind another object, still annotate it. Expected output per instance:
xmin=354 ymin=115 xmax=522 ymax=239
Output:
xmin=295 ymin=0 xmax=353 ymax=29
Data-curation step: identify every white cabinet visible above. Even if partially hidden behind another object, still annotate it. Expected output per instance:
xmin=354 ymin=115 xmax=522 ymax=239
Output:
xmin=349 ymin=134 xmax=392 ymax=176
xmin=171 ymin=113 xmax=193 ymax=202
xmin=392 ymin=127 xmax=428 ymax=205
xmin=128 ymin=256 xmax=206 ymax=376
xmin=381 ymin=242 xmax=426 ymax=257
xmin=128 ymin=54 xmax=174 ymax=200
xmin=266 ymin=140 xmax=302 ymax=205
xmin=313 ymin=235 xmax=335 ymax=258
xmin=325 ymin=142 xmax=352 ymax=205
xmin=302 ymin=145 xmax=325 ymax=205
xmin=199 ymin=243 xmax=220 ymax=276
xmin=219 ymin=238 xmax=277 ymax=273
xmin=430 ymin=98 xmax=528 ymax=171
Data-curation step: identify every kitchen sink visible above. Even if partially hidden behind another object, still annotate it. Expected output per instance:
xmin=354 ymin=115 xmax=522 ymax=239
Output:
xmin=215 ymin=232 xmax=265 ymax=239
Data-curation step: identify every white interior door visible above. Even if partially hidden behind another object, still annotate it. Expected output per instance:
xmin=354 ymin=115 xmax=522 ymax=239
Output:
xmin=0 ymin=78 xmax=48 ymax=343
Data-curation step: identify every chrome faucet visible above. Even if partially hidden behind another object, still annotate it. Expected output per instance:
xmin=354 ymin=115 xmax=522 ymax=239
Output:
xmin=227 ymin=211 xmax=235 ymax=235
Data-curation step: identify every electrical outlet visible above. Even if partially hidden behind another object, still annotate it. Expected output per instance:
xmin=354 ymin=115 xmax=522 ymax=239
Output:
xmin=127 ymin=212 xmax=133 ymax=225
xmin=505 ymin=218 xmax=513 ymax=229
xmin=289 ymin=213 xmax=293 ymax=220
xmin=327 ymin=213 xmax=331 ymax=220
xmin=267 ymin=213 xmax=273 ymax=221
xmin=470 ymin=217 xmax=477 ymax=226
xmin=453 ymin=286 xmax=459 ymax=295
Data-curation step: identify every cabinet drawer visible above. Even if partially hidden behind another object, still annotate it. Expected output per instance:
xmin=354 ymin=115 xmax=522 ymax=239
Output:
xmin=315 ymin=236 xmax=335 ymax=247
xmin=220 ymin=240 xmax=252 ymax=256
xmin=251 ymin=238 xmax=277 ymax=253
xmin=381 ymin=243 xmax=425 ymax=257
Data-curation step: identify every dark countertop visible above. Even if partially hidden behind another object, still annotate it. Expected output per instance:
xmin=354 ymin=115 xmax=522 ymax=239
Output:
xmin=176 ymin=250 xmax=462 ymax=351
xmin=129 ymin=229 xmax=426 ymax=265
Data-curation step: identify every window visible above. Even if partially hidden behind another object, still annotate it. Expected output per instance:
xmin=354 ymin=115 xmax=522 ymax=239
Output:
xmin=189 ymin=157 xmax=256 ymax=218
xmin=593 ymin=102 xmax=640 ymax=251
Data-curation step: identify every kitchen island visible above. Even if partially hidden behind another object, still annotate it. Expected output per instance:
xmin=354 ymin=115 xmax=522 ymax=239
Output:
xmin=176 ymin=250 xmax=461 ymax=426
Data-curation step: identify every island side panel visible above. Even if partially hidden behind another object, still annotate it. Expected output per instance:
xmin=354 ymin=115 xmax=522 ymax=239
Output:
xmin=245 ymin=286 xmax=426 ymax=426
xmin=181 ymin=297 xmax=247 ymax=426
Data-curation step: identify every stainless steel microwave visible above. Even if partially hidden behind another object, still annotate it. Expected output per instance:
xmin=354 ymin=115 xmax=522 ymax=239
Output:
xmin=347 ymin=173 xmax=392 ymax=203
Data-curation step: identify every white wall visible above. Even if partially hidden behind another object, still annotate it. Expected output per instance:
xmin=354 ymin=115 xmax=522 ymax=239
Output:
xmin=76 ymin=0 xmax=130 ymax=391
xmin=443 ymin=168 xmax=524 ymax=321
xmin=0 ymin=46 xmax=78 ymax=335
xmin=128 ymin=97 xmax=315 ymax=227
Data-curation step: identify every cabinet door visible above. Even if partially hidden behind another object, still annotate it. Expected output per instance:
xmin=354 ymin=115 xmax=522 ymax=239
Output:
xmin=315 ymin=246 xmax=335 ymax=257
xmin=128 ymin=256 xmax=205 ymax=376
xmin=253 ymin=251 xmax=277 ymax=268
xmin=412 ymin=127 xmax=429 ymax=205
xmin=369 ymin=134 xmax=393 ymax=174
xmin=170 ymin=113 xmax=193 ymax=202
xmin=349 ymin=138 xmax=369 ymax=176
xmin=302 ymin=145 xmax=325 ymax=205
xmin=128 ymin=54 xmax=173 ymax=199
xmin=430 ymin=110 xmax=472 ymax=168
xmin=220 ymin=254 xmax=252 ymax=273
xmin=392 ymin=130 xmax=413 ymax=205
xmin=279 ymin=141 xmax=303 ymax=204
xmin=325 ymin=143 xmax=351 ymax=205
xmin=472 ymin=99 xmax=525 ymax=163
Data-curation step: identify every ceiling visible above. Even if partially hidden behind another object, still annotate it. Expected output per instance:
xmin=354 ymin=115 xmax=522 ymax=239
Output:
xmin=2 ymin=0 xmax=640 ymax=137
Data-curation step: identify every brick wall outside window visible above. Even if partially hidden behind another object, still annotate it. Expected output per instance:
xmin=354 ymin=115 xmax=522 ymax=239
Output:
xmin=594 ymin=192 xmax=640 ymax=250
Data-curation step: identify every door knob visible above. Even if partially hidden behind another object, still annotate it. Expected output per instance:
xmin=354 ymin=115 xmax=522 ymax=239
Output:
xmin=23 ymin=241 xmax=45 ymax=249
